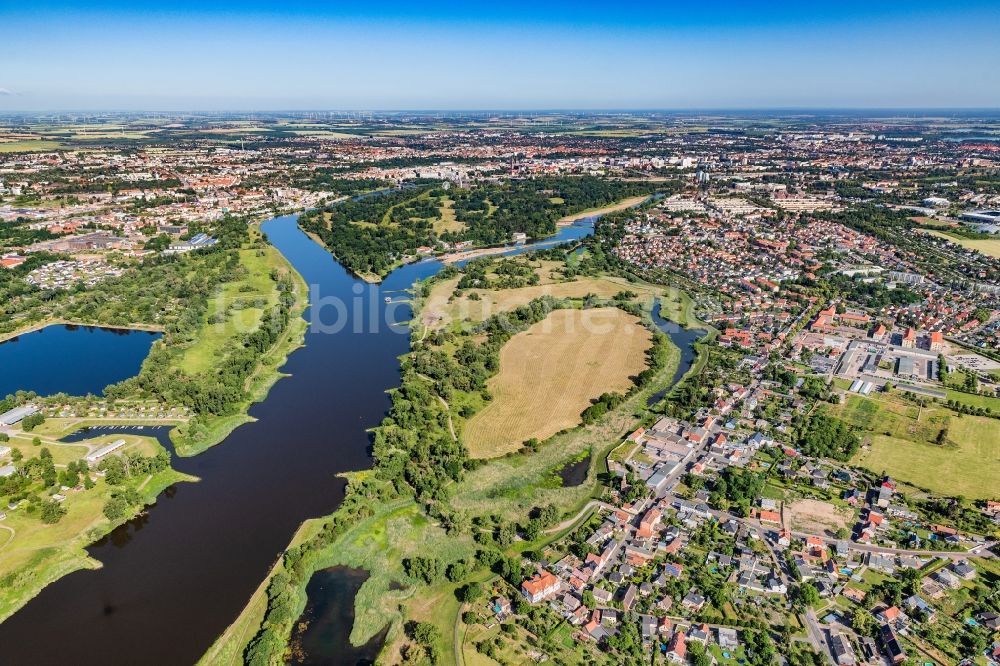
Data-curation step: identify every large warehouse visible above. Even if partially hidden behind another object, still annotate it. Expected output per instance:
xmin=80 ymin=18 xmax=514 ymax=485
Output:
xmin=0 ymin=405 xmax=39 ymax=426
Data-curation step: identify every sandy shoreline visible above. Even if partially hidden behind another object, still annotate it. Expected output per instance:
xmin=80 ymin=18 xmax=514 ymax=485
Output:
xmin=439 ymin=245 xmax=514 ymax=264
xmin=556 ymin=195 xmax=648 ymax=225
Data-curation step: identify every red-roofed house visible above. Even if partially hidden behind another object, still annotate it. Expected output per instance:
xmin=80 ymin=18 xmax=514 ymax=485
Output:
xmin=758 ymin=510 xmax=781 ymax=524
xmin=666 ymin=631 xmax=687 ymax=663
xmin=521 ymin=571 xmax=560 ymax=604
xmin=638 ymin=508 xmax=662 ymax=539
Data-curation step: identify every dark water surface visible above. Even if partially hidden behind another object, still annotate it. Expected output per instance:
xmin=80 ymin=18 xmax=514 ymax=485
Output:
xmin=557 ymin=454 xmax=592 ymax=487
xmin=0 ymin=324 xmax=160 ymax=398
xmin=646 ymin=301 xmax=708 ymax=406
xmin=289 ymin=566 xmax=386 ymax=666
xmin=0 ymin=215 xmax=425 ymax=665
xmin=0 ymin=210 xmax=699 ymax=665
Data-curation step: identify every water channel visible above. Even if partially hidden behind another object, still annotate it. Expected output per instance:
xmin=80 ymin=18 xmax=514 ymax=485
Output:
xmin=0 ymin=209 xmax=702 ymax=664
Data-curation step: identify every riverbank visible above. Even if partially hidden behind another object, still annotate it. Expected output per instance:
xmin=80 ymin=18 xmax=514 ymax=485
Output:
xmin=0 ymin=318 xmax=164 ymax=345
xmin=0 ymin=426 xmax=196 ymax=623
xmin=0 ymin=215 xmax=402 ymax=664
xmin=169 ymin=312 xmax=308 ymax=457
xmin=169 ymin=225 xmax=311 ymax=456
xmin=438 ymin=243 xmax=516 ymax=264
xmin=204 ymin=260 xmax=701 ymax=664
xmin=0 ymin=220 xmax=311 ymax=632
xmin=0 ymin=222 xmax=310 ymax=460
xmin=557 ymin=195 xmax=649 ymax=225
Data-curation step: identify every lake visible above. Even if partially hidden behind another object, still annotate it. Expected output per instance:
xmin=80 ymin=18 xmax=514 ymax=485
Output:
xmin=0 ymin=324 xmax=161 ymax=398
xmin=0 ymin=209 xmax=702 ymax=665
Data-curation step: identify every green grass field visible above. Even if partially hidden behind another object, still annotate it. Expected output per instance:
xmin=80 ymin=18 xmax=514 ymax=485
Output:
xmin=945 ymin=387 xmax=1000 ymax=412
xmin=175 ymin=244 xmax=289 ymax=374
xmin=0 ymin=140 xmax=63 ymax=153
xmin=435 ymin=197 xmax=465 ymax=234
xmin=927 ymin=229 xmax=1000 ymax=258
xmin=168 ymin=225 xmax=309 ymax=455
xmin=839 ymin=395 xmax=1000 ymax=498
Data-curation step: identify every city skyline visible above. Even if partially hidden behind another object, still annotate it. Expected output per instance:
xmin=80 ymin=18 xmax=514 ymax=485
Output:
xmin=3 ymin=1 xmax=1000 ymax=111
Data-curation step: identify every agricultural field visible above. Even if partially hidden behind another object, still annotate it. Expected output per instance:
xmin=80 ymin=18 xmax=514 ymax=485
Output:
xmin=836 ymin=394 xmax=1000 ymax=498
xmin=0 ymin=140 xmax=63 ymax=153
xmin=463 ymin=308 xmax=652 ymax=457
xmin=927 ymin=229 xmax=1000 ymax=258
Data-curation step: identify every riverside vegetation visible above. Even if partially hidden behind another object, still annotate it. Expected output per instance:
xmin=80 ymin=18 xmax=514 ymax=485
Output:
xmin=210 ymin=242 xmax=703 ymax=665
xmin=2 ymin=216 xmax=306 ymax=455
xmin=0 ymin=215 xmax=308 ymax=619
xmin=298 ymin=176 xmax=656 ymax=280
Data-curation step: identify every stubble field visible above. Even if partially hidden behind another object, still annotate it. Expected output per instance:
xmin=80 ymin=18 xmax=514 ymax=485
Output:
xmin=463 ymin=307 xmax=651 ymax=457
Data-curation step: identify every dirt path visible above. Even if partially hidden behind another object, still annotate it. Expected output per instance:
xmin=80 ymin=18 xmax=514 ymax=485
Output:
xmin=0 ymin=524 xmax=15 ymax=551
xmin=544 ymin=500 xmax=620 ymax=535
xmin=416 ymin=372 xmax=457 ymax=442
xmin=437 ymin=395 xmax=457 ymax=442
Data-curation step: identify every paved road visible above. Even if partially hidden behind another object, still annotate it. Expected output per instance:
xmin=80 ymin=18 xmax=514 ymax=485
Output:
xmin=804 ymin=608 xmax=834 ymax=665
xmin=755 ymin=520 xmax=833 ymax=664
xmin=784 ymin=528 xmax=997 ymax=560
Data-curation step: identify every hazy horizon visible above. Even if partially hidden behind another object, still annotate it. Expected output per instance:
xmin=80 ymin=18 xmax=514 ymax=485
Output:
xmin=3 ymin=1 xmax=1000 ymax=111
xmin=3 ymin=107 xmax=1000 ymax=116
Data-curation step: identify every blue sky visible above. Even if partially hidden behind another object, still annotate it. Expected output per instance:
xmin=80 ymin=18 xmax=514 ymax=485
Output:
xmin=2 ymin=1 xmax=999 ymax=110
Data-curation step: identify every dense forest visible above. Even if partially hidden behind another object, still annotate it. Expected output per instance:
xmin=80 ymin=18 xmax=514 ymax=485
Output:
xmin=796 ymin=412 xmax=860 ymax=461
xmin=447 ymin=176 xmax=656 ymax=245
xmin=298 ymin=186 xmax=438 ymax=277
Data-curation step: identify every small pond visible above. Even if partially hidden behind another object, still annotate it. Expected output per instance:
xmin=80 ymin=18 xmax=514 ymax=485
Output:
xmin=557 ymin=454 xmax=592 ymax=487
xmin=290 ymin=566 xmax=388 ymax=665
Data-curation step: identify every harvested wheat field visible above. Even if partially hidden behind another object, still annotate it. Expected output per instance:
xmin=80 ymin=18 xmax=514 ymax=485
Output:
xmin=463 ymin=307 xmax=651 ymax=458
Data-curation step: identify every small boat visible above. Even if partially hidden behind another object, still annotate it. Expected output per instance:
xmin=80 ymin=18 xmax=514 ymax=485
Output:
xmin=384 ymin=296 xmax=391 ymax=303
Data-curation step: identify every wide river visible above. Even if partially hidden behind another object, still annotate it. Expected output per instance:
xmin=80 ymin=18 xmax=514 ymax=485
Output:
xmin=0 ymin=211 xmax=695 ymax=664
